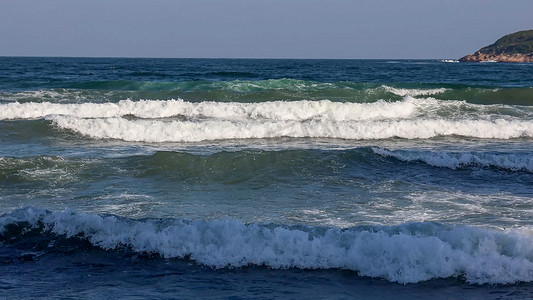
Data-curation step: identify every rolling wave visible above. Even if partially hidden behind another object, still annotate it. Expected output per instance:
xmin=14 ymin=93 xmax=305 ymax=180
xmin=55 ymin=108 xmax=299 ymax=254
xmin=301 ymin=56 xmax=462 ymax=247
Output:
xmin=2 ymin=80 xmax=533 ymax=105
xmin=382 ymin=86 xmax=448 ymax=97
xmin=2 ymin=97 xmax=532 ymax=142
xmin=373 ymin=148 xmax=533 ymax=172
xmin=0 ymin=149 xmax=369 ymax=185
xmin=3 ymin=150 xmax=323 ymax=183
xmin=0 ymin=98 xmax=418 ymax=121
xmin=2 ymin=97 xmax=531 ymax=121
xmin=1 ymin=207 xmax=532 ymax=284
xmin=3 ymin=148 xmax=530 ymax=187
xmin=47 ymin=115 xmax=533 ymax=142
xmin=64 ymin=79 xmax=436 ymax=93
xmin=63 ymin=79 xmax=351 ymax=92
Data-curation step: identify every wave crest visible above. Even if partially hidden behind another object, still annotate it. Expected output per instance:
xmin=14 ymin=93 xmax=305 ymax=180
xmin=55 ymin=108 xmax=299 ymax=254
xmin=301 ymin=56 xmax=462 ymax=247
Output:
xmin=373 ymin=148 xmax=533 ymax=172
xmin=3 ymin=98 xmax=532 ymax=142
xmin=0 ymin=98 xmax=418 ymax=121
xmin=1 ymin=208 xmax=532 ymax=284
xmin=46 ymin=115 xmax=533 ymax=142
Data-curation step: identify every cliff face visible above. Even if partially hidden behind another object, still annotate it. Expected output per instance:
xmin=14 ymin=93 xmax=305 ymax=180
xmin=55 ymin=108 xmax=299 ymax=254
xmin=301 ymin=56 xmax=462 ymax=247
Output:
xmin=460 ymin=52 xmax=533 ymax=63
xmin=459 ymin=30 xmax=533 ymax=62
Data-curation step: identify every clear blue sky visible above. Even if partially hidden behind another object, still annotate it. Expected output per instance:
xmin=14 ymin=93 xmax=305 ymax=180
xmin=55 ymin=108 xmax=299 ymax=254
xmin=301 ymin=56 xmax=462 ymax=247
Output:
xmin=1 ymin=0 xmax=532 ymax=59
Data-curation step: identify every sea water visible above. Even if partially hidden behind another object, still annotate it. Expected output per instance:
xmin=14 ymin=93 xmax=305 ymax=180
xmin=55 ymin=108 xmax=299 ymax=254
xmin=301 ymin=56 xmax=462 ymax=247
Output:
xmin=0 ymin=57 xmax=532 ymax=299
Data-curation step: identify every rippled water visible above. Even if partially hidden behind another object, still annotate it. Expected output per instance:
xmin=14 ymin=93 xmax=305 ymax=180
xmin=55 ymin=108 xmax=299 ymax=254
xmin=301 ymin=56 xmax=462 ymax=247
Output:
xmin=0 ymin=58 xmax=532 ymax=299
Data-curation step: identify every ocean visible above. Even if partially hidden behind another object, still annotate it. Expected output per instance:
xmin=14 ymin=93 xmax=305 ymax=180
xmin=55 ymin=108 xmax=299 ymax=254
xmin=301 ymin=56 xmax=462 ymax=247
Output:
xmin=0 ymin=57 xmax=532 ymax=299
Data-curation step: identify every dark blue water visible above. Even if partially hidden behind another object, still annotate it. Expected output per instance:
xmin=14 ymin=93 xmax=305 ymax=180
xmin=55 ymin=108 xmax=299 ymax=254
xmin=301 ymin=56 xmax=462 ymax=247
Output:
xmin=1 ymin=57 xmax=532 ymax=88
xmin=0 ymin=57 xmax=532 ymax=299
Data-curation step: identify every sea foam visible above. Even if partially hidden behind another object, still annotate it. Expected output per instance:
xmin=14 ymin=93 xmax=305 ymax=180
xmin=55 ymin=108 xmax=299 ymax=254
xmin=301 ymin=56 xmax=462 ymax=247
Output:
xmin=1 ymin=207 xmax=532 ymax=284
xmin=382 ymin=86 xmax=448 ymax=97
xmin=46 ymin=115 xmax=533 ymax=142
xmin=0 ymin=99 xmax=417 ymax=121
xmin=2 ymin=98 xmax=533 ymax=142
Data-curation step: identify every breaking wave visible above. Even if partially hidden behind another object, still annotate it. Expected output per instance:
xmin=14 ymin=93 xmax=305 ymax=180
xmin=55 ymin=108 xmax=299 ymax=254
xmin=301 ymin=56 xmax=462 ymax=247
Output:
xmin=2 ymin=97 xmax=532 ymax=142
xmin=46 ymin=116 xmax=533 ymax=142
xmin=373 ymin=148 xmax=533 ymax=172
xmin=1 ymin=208 xmax=532 ymax=285
xmin=382 ymin=86 xmax=448 ymax=97
xmin=0 ymin=98 xmax=418 ymax=121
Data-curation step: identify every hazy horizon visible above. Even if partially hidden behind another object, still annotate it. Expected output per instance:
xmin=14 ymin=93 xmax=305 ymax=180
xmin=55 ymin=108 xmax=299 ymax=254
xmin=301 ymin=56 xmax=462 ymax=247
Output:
xmin=1 ymin=0 xmax=533 ymax=59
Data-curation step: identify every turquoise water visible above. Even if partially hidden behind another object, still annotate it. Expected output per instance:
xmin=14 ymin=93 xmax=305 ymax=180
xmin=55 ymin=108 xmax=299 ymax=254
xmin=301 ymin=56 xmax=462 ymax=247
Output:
xmin=0 ymin=58 xmax=532 ymax=299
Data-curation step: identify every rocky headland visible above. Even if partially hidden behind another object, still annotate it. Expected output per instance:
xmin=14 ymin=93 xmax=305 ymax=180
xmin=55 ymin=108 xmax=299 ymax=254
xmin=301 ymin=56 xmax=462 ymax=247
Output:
xmin=459 ymin=30 xmax=533 ymax=62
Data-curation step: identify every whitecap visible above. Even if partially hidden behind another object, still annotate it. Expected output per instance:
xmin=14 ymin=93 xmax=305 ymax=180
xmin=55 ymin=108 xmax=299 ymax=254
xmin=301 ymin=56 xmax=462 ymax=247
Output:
xmin=1 ymin=208 xmax=532 ymax=285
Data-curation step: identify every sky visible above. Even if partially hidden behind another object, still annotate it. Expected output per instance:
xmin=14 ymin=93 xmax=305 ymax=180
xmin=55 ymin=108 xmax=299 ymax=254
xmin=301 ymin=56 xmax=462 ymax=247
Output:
xmin=1 ymin=0 xmax=532 ymax=59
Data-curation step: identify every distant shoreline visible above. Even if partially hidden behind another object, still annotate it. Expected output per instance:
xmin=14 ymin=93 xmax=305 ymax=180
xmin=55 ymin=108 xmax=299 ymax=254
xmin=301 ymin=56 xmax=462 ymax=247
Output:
xmin=459 ymin=30 xmax=533 ymax=63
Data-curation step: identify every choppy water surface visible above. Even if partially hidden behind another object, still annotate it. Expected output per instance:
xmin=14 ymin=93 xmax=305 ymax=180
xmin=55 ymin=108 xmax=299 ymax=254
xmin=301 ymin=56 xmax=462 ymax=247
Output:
xmin=0 ymin=58 xmax=532 ymax=299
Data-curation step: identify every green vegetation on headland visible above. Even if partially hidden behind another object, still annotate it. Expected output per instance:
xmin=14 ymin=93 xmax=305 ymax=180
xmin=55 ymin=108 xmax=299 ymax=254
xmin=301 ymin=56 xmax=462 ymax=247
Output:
xmin=459 ymin=30 xmax=533 ymax=62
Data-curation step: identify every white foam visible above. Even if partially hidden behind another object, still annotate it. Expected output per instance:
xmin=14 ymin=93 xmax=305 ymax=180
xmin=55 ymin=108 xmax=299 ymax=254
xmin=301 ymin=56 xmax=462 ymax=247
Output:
xmin=373 ymin=148 xmax=533 ymax=172
xmin=0 ymin=89 xmax=92 ymax=102
xmin=3 ymin=97 xmax=531 ymax=122
xmin=3 ymin=98 xmax=532 ymax=142
xmin=0 ymin=99 xmax=417 ymax=121
xmin=382 ymin=86 xmax=448 ymax=97
xmin=47 ymin=115 xmax=533 ymax=142
xmin=2 ymin=208 xmax=532 ymax=284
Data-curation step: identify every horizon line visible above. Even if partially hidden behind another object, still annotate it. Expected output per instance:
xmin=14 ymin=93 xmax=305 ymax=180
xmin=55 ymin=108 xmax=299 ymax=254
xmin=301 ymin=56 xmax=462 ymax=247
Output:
xmin=0 ymin=55 xmax=454 ymax=60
